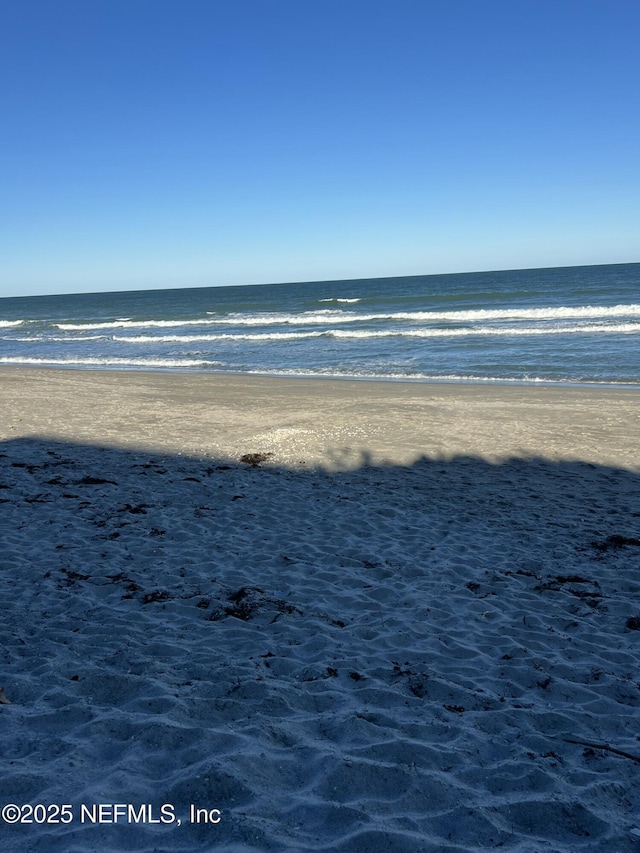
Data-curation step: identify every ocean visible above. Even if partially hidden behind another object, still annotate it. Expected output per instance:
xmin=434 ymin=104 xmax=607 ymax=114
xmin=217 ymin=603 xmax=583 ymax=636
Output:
xmin=1 ymin=263 xmax=639 ymax=386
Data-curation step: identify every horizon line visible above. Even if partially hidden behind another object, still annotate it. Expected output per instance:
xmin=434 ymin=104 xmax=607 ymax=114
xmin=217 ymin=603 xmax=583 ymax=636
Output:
xmin=2 ymin=259 xmax=638 ymax=302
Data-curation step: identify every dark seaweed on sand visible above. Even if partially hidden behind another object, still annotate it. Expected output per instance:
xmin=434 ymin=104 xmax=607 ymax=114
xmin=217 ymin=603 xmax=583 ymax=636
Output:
xmin=591 ymin=534 xmax=640 ymax=552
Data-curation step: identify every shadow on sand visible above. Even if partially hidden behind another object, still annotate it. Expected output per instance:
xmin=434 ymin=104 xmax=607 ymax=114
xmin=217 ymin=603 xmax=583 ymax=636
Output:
xmin=1 ymin=437 xmax=640 ymax=852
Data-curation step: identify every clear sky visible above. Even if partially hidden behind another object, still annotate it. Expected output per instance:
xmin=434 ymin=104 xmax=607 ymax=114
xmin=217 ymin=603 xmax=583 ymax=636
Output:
xmin=2 ymin=0 xmax=639 ymax=297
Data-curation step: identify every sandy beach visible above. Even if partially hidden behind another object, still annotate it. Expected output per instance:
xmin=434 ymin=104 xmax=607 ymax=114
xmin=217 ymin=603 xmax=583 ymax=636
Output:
xmin=1 ymin=367 xmax=639 ymax=469
xmin=1 ymin=367 xmax=639 ymax=851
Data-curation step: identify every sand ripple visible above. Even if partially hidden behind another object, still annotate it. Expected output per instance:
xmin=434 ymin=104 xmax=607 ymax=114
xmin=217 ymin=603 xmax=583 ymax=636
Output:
xmin=1 ymin=440 xmax=640 ymax=851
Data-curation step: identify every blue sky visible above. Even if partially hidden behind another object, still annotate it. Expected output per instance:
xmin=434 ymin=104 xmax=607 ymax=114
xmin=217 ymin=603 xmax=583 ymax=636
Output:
xmin=1 ymin=0 xmax=639 ymax=297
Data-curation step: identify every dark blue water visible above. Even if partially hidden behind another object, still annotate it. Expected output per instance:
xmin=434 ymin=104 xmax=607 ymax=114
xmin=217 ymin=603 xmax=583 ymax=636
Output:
xmin=1 ymin=263 xmax=639 ymax=384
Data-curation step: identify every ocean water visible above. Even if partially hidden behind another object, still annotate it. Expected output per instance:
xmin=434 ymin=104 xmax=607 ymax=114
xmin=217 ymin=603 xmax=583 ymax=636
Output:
xmin=1 ymin=263 xmax=639 ymax=385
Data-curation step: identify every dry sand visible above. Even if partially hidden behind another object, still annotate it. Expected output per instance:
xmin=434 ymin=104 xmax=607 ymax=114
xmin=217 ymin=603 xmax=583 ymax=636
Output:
xmin=1 ymin=367 xmax=639 ymax=469
xmin=1 ymin=367 xmax=639 ymax=851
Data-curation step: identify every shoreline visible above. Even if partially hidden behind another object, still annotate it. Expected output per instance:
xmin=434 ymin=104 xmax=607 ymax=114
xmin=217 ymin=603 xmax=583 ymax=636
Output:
xmin=1 ymin=364 xmax=638 ymax=470
xmin=3 ymin=362 xmax=640 ymax=390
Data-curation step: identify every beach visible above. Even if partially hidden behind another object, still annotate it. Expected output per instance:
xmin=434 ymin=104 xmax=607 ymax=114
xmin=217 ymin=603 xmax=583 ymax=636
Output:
xmin=1 ymin=367 xmax=639 ymax=469
xmin=1 ymin=367 xmax=639 ymax=851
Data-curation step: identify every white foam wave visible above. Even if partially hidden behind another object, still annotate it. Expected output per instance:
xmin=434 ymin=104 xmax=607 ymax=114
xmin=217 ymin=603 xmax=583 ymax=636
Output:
xmin=319 ymin=298 xmax=361 ymax=303
xmin=3 ymin=356 xmax=635 ymax=385
xmin=193 ymin=303 xmax=640 ymax=327
xmin=11 ymin=335 xmax=108 ymax=343
xmin=223 ymin=304 xmax=640 ymax=326
xmin=109 ymin=322 xmax=639 ymax=345
xmin=53 ymin=303 xmax=640 ymax=331
xmin=329 ymin=322 xmax=640 ymax=339
xmin=55 ymin=319 xmax=218 ymax=331
xmin=0 ymin=356 xmax=222 ymax=368
xmin=113 ymin=331 xmax=326 ymax=343
xmin=0 ymin=320 xmax=23 ymax=327
xmin=242 ymin=368 xmax=640 ymax=386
